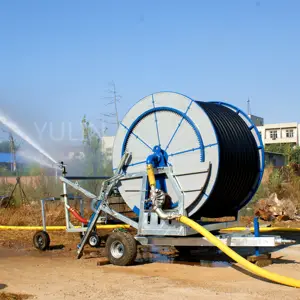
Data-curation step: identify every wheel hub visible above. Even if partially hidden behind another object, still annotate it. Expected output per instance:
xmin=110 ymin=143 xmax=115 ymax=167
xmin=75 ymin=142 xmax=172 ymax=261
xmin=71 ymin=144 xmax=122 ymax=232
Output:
xmin=37 ymin=236 xmax=43 ymax=245
xmin=89 ymin=236 xmax=98 ymax=246
xmin=110 ymin=241 xmax=125 ymax=259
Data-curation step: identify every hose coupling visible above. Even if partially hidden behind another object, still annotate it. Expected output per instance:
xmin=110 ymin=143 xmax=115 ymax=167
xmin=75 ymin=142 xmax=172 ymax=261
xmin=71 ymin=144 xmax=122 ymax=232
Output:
xmin=151 ymin=188 xmax=181 ymax=220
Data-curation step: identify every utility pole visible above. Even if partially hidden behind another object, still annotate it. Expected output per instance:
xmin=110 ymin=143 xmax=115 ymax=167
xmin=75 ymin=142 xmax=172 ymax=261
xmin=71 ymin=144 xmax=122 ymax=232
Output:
xmin=96 ymin=81 xmax=121 ymax=175
xmin=111 ymin=81 xmax=120 ymax=126
xmin=247 ymin=97 xmax=251 ymax=116
xmin=98 ymin=81 xmax=121 ymax=132
xmin=9 ymin=132 xmax=17 ymax=173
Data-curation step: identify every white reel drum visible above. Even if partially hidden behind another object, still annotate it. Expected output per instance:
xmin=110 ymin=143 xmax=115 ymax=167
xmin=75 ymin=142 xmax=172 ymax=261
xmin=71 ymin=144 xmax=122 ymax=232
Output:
xmin=112 ymin=92 xmax=264 ymax=220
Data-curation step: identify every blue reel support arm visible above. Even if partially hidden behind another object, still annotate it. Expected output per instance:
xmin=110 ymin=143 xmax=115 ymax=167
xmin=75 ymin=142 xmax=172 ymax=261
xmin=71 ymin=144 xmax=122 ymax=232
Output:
xmin=145 ymin=145 xmax=178 ymax=209
xmin=146 ymin=145 xmax=168 ymax=168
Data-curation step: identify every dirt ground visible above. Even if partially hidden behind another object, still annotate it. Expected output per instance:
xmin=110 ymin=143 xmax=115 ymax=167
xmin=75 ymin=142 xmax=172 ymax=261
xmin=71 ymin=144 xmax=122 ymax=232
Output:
xmin=1 ymin=229 xmax=300 ymax=300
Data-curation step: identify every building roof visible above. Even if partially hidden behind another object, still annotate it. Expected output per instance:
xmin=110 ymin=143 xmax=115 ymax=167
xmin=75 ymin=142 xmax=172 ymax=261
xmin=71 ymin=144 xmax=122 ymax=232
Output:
xmin=264 ymin=151 xmax=286 ymax=157
xmin=0 ymin=152 xmax=27 ymax=163
xmin=257 ymin=122 xmax=298 ymax=129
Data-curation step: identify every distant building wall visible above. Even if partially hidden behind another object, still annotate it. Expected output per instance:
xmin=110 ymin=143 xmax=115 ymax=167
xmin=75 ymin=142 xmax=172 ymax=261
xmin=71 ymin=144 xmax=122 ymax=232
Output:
xmin=257 ymin=122 xmax=300 ymax=146
xmin=264 ymin=151 xmax=286 ymax=167
xmin=101 ymin=136 xmax=115 ymax=160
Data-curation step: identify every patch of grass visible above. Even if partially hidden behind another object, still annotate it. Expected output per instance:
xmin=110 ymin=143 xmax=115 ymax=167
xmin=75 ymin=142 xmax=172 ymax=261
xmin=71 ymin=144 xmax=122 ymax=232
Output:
xmin=0 ymin=174 xmax=81 ymax=207
xmin=240 ymin=164 xmax=300 ymax=217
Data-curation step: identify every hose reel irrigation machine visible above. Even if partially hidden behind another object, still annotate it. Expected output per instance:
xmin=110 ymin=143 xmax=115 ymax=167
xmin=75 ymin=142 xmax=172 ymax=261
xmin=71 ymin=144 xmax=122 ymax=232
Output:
xmin=35 ymin=91 xmax=296 ymax=273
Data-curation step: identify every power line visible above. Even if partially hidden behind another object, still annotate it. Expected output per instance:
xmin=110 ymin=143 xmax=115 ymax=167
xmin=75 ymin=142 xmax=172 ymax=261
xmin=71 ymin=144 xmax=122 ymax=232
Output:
xmin=99 ymin=81 xmax=121 ymax=133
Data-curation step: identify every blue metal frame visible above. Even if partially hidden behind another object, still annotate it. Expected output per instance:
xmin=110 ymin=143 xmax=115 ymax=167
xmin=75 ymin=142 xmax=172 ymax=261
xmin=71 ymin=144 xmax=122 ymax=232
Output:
xmin=120 ymin=105 xmax=206 ymax=210
xmin=113 ymin=92 xmax=264 ymax=219
xmin=146 ymin=149 xmax=178 ymax=209
xmin=118 ymin=90 xmax=197 ymax=128
xmin=152 ymin=94 xmax=161 ymax=147
xmin=165 ymin=100 xmax=193 ymax=152
xmin=146 ymin=145 xmax=168 ymax=168
xmin=209 ymin=101 xmax=265 ymax=210
xmin=254 ymin=216 xmax=260 ymax=256
xmin=121 ymin=106 xmax=205 ymax=163
xmin=120 ymin=122 xmax=152 ymax=152
xmin=118 ymin=93 xmax=218 ymax=212
xmin=113 ymin=91 xmax=201 ymax=172
xmin=133 ymin=205 xmax=140 ymax=216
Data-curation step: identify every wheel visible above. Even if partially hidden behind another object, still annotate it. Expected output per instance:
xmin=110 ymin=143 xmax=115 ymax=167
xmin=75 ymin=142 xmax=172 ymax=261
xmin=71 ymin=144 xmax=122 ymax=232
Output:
xmin=33 ymin=231 xmax=50 ymax=251
xmin=88 ymin=232 xmax=101 ymax=247
xmin=105 ymin=232 xmax=137 ymax=266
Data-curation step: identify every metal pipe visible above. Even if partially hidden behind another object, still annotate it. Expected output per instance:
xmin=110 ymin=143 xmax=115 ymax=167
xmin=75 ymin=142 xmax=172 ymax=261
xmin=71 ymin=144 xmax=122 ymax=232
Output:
xmin=80 ymin=197 xmax=84 ymax=229
xmin=0 ymin=225 xmax=131 ymax=230
xmin=41 ymin=199 xmax=46 ymax=232
xmin=60 ymin=163 xmax=71 ymax=230
xmin=65 ymin=176 xmax=110 ymax=180
xmin=66 ymin=204 xmax=88 ymax=225
xmin=146 ymin=158 xmax=180 ymax=220
xmin=254 ymin=217 xmax=260 ymax=256
xmin=62 ymin=181 xmax=70 ymax=230
xmin=152 ymin=206 xmax=179 ymax=220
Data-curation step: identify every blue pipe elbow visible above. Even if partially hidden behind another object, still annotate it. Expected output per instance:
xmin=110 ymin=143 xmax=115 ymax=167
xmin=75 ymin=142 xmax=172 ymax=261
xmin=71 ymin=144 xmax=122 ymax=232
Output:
xmin=146 ymin=153 xmax=158 ymax=165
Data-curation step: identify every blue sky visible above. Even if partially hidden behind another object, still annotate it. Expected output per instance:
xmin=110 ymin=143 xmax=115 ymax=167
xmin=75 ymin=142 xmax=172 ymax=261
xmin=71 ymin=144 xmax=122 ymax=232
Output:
xmin=0 ymin=0 xmax=300 ymax=151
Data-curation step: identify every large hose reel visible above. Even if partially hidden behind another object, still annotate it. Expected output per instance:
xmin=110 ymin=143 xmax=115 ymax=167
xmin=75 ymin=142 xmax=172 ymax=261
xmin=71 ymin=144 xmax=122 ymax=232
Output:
xmin=112 ymin=92 xmax=264 ymax=219
xmin=110 ymin=92 xmax=300 ymax=288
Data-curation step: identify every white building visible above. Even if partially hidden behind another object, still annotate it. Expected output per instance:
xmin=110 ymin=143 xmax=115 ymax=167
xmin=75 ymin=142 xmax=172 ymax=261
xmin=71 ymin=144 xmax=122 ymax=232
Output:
xmin=257 ymin=122 xmax=300 ymax=146
xmin=101 ymin=136 xmax=115 ymax=159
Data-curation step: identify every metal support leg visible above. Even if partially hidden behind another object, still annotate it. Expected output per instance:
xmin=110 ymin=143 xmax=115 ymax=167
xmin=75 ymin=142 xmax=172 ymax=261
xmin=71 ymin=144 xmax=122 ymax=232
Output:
xmin=63 ymin=181 xmax=70 ymax=230
xmin=41 ymin=199 xmax=46 ymax=232
xmin=80 ymin=197 xmax=84 ymax=229
xmin=76 ymin=152 xmax=131 ymax=259
xmin=254 ymin=217 xmax=260 ymax=256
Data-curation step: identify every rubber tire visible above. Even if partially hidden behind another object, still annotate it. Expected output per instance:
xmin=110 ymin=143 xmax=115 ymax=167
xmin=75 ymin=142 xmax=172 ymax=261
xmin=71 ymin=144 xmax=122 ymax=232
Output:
xmin=105 ymin=232 xmax=137 ymax=266
xmin=88 ymin=232 xmax=101 ymax=247
xmin=33 ymin=231 xmax=50 ymax=251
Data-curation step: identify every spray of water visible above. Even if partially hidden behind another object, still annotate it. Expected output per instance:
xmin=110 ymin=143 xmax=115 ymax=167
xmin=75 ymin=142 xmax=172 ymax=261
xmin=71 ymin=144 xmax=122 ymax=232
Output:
xmin=0 ymin=111 xmax=58 ymax=164
xmin=18 ymin=150 xmax=60 ymax=170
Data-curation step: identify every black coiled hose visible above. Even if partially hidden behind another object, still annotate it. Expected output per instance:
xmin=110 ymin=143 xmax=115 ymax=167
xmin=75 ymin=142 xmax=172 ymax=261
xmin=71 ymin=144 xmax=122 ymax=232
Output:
xmin=192 ymin=102 xmax=260 ymax=218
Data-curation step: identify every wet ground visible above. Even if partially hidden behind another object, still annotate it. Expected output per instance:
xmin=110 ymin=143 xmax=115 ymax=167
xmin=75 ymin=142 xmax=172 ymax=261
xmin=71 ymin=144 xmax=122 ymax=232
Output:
xmin=1 ymin=230 xmax=300 ymax=299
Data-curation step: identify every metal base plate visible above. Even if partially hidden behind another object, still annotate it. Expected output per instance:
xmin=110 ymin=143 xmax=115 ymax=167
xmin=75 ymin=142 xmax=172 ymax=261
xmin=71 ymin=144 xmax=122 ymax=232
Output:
xmin=135 ymin=235 xmax=284 ymax=247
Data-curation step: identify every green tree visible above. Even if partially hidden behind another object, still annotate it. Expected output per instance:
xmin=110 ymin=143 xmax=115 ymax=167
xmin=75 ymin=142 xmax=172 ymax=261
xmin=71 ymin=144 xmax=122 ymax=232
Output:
xmin=82 ymin=115 xmax=101 ymax=176
xmin=0 ymin=141 xmax=11 ymax=152
xmin=81 ymin=115 xmax=113 ymax=177
xmin=81 ymin=116 xmax=113 ymax=194
xmin=265 ymin=143 xmax=300 ymax=164
xmin=265 ymin=143 xmax=293 ymax=155
xmin=0 ymin=137 xmax=20 ymax=153
xmin=290 ymin=146 xmax=300 ymax=164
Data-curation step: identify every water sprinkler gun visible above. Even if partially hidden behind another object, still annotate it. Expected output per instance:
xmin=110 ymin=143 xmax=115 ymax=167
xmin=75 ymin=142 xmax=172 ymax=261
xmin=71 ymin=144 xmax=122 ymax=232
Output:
xmin=57 ymin=161 xmax=67 ymax=176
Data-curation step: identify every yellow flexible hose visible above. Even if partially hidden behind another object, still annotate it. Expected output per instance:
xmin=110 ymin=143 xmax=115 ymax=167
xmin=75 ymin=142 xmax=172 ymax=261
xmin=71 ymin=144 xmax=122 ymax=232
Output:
xmin=177 ymin=215 xmax=300 ymax=288
xmin=221 ymin=227 xmax=300 ymax=232
xmin=147 ymin=164 xmax=156 ymax=187
xmin=0 ymin=224 xmax=130 ymax=230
